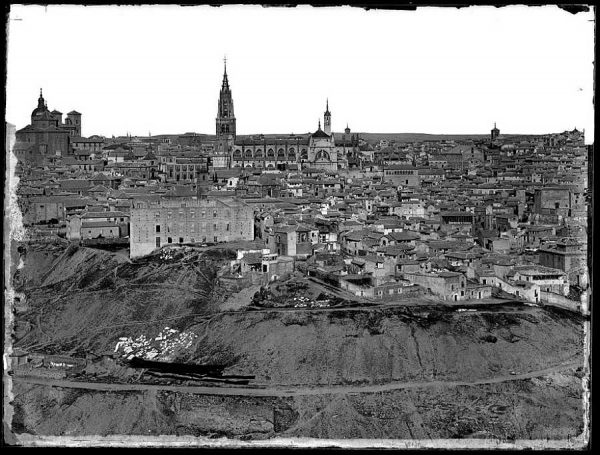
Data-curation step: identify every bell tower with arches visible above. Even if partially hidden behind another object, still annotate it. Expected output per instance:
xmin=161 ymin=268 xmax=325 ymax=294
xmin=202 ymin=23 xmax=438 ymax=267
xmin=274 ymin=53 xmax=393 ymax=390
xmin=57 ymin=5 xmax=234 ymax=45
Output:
xmin=216 ymin=56 xmax=236 ymax=140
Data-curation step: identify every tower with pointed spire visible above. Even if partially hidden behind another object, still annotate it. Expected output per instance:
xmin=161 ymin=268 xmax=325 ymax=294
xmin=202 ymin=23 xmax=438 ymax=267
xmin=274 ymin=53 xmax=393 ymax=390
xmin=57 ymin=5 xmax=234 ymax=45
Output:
xmin=216 ymin=56 xmax=236 ymax=140
xmin=209 ymin=62 xmax=355 ymax=171
xmin=212 ymin=57 xmax=236 ymax=168
xmin=323 ymin=98 xmax=331 ymax=135
xmin=491 ymin=122 xmax=500 ymax=141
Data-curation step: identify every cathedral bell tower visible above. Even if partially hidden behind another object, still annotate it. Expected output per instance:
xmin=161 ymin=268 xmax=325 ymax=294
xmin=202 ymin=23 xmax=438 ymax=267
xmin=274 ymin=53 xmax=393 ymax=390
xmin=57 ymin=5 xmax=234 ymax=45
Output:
xmin=323 ymin=98 xmax=331 ymax=135
xmin=213 ymin=57 xmax=236 ymax=168
xmin=216 ymin=57 xmax=236 ymax=140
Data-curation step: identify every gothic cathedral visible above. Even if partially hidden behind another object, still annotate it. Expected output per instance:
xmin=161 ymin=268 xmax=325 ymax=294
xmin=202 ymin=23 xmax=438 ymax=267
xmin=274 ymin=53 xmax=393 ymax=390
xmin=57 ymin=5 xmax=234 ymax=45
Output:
xmin=211 ymin=60 xmax=358 ymax=171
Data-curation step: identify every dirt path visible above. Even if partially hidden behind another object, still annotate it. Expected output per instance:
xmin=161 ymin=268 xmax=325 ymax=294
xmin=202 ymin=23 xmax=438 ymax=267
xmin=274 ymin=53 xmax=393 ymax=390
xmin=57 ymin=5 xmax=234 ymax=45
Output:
xmin=220 ymin=284 xmax=261 ymax=311
xmin=12 ymin=361 xmax=581 ymax=397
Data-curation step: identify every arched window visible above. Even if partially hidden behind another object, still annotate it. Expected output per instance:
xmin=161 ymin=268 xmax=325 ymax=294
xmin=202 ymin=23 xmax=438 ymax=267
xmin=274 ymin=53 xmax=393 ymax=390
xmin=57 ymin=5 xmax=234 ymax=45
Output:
xmin=245 ymin=149 xmax=253 ymax=158
xmin=267 ymin=148 xmax=275 ymax=158
xmin=301 ymin=149 xmax=308 ymax=160
xmin=233 ymin=149 xmax=242 ymax=159
xmin=255 ymin=149 xmax=263 ymax=158
xmin=315 ymin=150 xmax=330 ymax=161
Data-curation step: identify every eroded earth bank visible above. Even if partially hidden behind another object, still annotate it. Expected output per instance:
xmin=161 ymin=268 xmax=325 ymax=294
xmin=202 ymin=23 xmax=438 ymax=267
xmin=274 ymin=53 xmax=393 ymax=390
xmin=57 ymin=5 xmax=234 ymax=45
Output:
xmin=8 ymin=244 xmax=587 ymax=441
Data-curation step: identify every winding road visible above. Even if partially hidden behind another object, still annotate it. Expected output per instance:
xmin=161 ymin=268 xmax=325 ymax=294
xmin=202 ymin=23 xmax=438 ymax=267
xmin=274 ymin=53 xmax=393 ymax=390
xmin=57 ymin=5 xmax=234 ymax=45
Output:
xmin=12 ymin=360 xmax=582 ymax=397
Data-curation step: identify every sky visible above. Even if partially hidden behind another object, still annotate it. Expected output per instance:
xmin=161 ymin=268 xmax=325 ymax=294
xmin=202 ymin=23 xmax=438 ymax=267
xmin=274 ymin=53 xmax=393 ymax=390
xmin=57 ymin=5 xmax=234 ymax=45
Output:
xmin=5 ymin=4 xmax=595 ymax=143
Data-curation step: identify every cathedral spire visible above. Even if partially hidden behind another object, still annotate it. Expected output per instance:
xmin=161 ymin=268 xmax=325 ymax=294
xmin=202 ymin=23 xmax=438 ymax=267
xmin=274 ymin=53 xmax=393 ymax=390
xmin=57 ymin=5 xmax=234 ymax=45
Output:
xmin=221 ymin=55 xmax=229 ymax=90
xmin=216 ymin=58 xmax=235 ymax=141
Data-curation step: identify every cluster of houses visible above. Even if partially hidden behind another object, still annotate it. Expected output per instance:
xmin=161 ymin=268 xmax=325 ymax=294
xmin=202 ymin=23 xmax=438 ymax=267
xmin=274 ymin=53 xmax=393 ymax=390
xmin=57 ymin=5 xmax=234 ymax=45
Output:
xmin=12 ymin=119 xmax=588 ymax=308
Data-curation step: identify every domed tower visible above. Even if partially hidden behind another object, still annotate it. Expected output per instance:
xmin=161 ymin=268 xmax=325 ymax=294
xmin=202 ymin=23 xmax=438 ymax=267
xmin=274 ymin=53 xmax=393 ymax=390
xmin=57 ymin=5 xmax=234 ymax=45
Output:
xmin=31 ymin=89 xmax=61 ymax=129
xmin=323 ymin=98 xmax=332 ymax=135
xmin=31 ymin=88 xmax=49 ymax=124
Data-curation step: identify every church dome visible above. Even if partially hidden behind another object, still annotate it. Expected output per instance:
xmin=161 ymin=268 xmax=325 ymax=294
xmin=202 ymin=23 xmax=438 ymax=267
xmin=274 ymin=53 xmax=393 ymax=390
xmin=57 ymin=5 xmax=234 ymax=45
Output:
xmin=31 ymin=89 xmax=49 ymax=119
xmin=31 ymin=106 xmax=48 ymax=118
xmin=36 ymin=110 xmax=55 ymax=121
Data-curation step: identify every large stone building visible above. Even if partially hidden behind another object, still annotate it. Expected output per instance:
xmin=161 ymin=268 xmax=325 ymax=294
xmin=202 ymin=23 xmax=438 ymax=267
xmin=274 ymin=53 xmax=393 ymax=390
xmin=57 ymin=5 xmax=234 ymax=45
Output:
xmin=533 ymin=186 xmax=581 ymax=218
xmin=129 ymin=196 xmax=254 ymax=258
xmin=383 ymin=165 xmax=419 ymax=187
xmin=539 ymin=238 xmax=587 ymax=287
xmin=210 ymin=61 xmax=359 ymax=171
xmin=15 ymin=90 xmax=82 ymax=163
xmin=158 ymin=155 xmax=209 ymax=183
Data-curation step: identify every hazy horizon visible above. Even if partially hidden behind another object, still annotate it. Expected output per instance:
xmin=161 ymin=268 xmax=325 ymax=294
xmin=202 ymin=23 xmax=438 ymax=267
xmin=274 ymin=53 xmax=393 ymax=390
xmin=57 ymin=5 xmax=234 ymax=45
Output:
xmin=6 ymin=5 xmax=594 ymax=143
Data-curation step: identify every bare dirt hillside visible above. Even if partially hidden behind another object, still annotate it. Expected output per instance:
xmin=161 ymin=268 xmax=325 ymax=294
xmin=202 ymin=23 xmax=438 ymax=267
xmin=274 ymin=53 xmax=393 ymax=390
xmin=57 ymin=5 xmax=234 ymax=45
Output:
xmin=183 ymin=306 xmax=584 ymax=386
xmin=12 ymin=244 xmax=235 ymax=355
xmin=9 ymin=243 xmax=586 ymax=441
xmin=12 ymin=244 xmax=584 ymax=386
xmin=12 ymin=368 xmax=583 ymax=440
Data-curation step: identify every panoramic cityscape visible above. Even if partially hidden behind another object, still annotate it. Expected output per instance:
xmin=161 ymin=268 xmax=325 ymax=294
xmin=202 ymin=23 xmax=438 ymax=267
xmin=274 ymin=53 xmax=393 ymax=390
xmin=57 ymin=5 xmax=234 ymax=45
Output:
xmin=4 ymin=4 xmax=592 ymax=449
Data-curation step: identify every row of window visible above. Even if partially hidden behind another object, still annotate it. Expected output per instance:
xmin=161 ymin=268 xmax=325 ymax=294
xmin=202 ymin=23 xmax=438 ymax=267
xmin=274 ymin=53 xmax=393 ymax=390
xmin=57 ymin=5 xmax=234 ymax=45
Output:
xmin=376 ymin=287 xmax=406 ymax=296
xmin=386 ymin=170 xmax=416 ymax=175
xmin=235 ymin=148 xmax=306 ymax=154
xmin=163 ymin=164 xmax=202 ymax=171
xmin=233 ymin=152 xmax=304 ymax=159
xmin=168 ymin=173 xmax=195 ymax=181
xmin=155 ymin=209 xmax=230 ymax=218
xmin=156 ymin=236 xmax=218 ymax=247
xmin=156 ymin=222 xmax=230 ymax=233
xmin=86 ymin=228 xmax=116 ymax=234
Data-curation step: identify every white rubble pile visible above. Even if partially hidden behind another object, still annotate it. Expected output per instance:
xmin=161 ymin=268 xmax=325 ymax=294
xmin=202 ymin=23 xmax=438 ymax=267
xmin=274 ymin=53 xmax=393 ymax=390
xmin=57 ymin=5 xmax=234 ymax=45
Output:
xmin=292 ymin=296 xmax=330 ymax=308
xmin=114 ymin=326 xmax=197 ymax=361
xmin=159 ymin=249 xmax=175 ymax=261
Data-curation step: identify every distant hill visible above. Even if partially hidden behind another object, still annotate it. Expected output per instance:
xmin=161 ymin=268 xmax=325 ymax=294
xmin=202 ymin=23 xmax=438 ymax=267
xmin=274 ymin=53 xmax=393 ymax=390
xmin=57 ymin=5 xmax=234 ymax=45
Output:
xmin=353 ymin=133 xmax=536 ymax=143
xmin=146 ymin=132 xmax=541 ymax=143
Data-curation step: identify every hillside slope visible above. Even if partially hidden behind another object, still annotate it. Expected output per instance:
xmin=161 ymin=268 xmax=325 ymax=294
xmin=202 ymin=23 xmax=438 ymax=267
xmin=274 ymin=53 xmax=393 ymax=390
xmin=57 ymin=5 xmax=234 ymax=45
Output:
xmin=183 ymin=306 xmax=584 ymax=386
xmin=9 ymin=242 xmax=587 ymax=441
xmin=12 ymin=369 xmax=584 ymax=440
xmin=12 ymin=244 xmax=234 ymax=355
xmin=11 ymin=243 xmax=584 ymax=387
